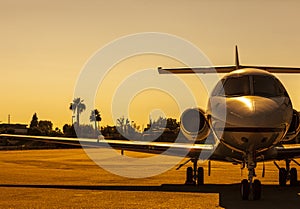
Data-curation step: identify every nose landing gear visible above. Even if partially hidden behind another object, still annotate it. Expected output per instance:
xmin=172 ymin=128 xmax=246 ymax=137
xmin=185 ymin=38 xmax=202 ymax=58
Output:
xmin=240 ymin=169 xmax=262 ymax=200
xmin=241 ymin=153 xmax=262 ymax=200
xmin=184 ymin=158 xmax=204 ymax=186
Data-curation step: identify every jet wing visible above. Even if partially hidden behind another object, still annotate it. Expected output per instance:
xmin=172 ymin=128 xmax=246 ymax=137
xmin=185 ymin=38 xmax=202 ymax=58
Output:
xmin=274 ymin=144 xmax=300 ymax=160
xmin=98 ymin=139 xmax=214 ymax=157
xmin=0 ymin=134 xmax=214 ymax=157
xmin=0 ymin=134 xmax=83 ymax=147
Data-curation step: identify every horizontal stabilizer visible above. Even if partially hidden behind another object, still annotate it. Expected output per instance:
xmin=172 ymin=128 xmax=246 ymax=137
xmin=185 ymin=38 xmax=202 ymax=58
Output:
xmin=158 ymin=65 xmax=300 ymax=74
xmin=158 ymin=46 xmax=300 ymax=74
xmin=241 ymin=65 xmax=300 ymax=73
xmin=158 ymin=66 xmax=236 ymax=74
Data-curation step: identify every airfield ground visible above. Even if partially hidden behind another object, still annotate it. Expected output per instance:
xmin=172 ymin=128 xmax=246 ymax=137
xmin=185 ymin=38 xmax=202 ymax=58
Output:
xmin=0 ymin=148 xmax=300 ymax=208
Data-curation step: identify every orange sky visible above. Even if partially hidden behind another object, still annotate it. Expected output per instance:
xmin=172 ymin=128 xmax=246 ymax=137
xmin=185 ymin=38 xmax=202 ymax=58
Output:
xmin=1 ymin=0 xmax=300 ymax=129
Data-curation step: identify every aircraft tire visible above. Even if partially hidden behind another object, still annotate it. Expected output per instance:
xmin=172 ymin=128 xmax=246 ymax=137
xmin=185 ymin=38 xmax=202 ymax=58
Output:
xmin=185 ymin=166 xmax=194 ymax=185
xmin=290 ymin=168 xmax=298 ymax=186
xmin=279 ymin=168 xmax=287 ymax=186
xmin=253 ymin=179 xmax=262 ymax=200
xmin=241 ymin=179 xmax=249 ymax=200
xmin=197 ymin=167 xmax=204 ymax=186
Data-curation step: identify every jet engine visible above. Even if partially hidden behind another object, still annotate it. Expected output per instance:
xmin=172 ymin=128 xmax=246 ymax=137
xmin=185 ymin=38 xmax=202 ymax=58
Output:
xmin=180 ymin=108 xmax=210 ymax=142
xmin=283 ymin=110 xmax=300 ymax=142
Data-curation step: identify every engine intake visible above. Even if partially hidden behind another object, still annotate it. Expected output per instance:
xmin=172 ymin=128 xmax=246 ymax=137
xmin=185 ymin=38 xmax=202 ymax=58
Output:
xmin=180 ymin=108 xmax=210 ymax=142
xmin=283 ymin=109 xmax=300 ymax=142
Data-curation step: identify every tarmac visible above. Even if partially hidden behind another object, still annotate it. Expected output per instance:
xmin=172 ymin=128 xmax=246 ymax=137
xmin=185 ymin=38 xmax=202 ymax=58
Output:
xmin=0 ymin=148 xmax=300 ymax=209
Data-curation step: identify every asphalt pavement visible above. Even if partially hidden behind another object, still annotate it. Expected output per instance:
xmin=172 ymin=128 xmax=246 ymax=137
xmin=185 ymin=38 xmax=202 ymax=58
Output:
xmin=0 ymin=149 xmax=299 ymax=208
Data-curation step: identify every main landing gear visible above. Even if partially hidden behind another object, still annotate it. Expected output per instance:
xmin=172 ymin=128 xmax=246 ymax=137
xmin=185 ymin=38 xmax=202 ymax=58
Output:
xmin=240 ymin=153 xmax=262 ymax=200
xmin=274 ymin=159 xmax=299 ymax=186
xmin=182 ymin=156 xmax=262 ymax=200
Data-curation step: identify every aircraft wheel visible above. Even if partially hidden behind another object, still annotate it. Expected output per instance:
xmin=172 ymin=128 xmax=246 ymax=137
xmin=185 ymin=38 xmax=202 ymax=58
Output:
xmin=279 ymin=168 xmax=287 ymax=186
xmin=290 ymin=168 xmax=298 ymax=186
xmin=241 ymin=179 xmax=249 ymax=200
xmin=185 ymin=166 xmax=194 ymax=185
xmin=253 ymin=179 xmax=262 ymax=200
xmin=197 ymin=167 xmax=204 ymax=186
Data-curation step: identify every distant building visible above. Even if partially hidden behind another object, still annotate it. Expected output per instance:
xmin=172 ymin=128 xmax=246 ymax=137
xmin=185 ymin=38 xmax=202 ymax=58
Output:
xmin=0 ymin=123 xmax=28 ymax=134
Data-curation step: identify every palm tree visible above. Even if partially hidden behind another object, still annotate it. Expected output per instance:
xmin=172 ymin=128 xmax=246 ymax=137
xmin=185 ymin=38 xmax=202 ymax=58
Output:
xmin=116 ymin=116 xmax=130 ymax=135
xmin=69 ymin=98 xmax=86 ymax=127
xmin=116 ymin=117 xmax=125 ymax=133
xmin=90 ymin=109 xmax=102 ymax=130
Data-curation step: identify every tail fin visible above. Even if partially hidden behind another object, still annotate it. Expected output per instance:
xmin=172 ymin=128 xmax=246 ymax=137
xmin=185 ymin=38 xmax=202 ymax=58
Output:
xmin=235 ymin=45 xmax=240 ymax=70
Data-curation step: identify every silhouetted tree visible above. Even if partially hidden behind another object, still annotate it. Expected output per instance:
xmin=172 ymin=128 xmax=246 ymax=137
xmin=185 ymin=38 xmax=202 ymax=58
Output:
xmin=30 ymin=113 xmax=38 ymax=128
xmin=63 ymin=124 xmax=76 ymax=137
xmin=116 ymin=116 xmax=131 ymax=135
xmin=38 ymin=120 xmax=53 ymax=135
xmin=28 ymin=113 xmax=41 ymax=135
xmin=116 ymin=117 xmax=125 ymax=133
xmin=77 ymin=124 xmax=94 ymax=138
xmin=166 ymin=118 xmax=179 ymax=130
xmin=101 ymin=125 xmax=117 ymax=137
xmin=151 ymin=116 xmax=166 ymax=129
xmin=49 ymin=127 xmax=63 ymax=137
xmin=89 ymin=109 xmax=102 ymax=130
xmin=69 ymin=98 xmax=86 ymax=127
xmin=115 ymin=117 xmax=141 ymax=139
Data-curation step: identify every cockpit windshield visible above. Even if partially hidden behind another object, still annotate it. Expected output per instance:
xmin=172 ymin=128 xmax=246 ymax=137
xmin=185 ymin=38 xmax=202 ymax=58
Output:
xmin=253 ymin=75 xmax=285 ymax=97
xmin=212 ymin=75 xmax=287 ymax=97
xmin=223 ymin=76 xmax=250 ymax=96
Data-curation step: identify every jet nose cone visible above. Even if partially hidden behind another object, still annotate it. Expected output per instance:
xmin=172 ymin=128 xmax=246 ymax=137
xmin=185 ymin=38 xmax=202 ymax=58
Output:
xmin=228 ymin=97 xmax=274 ymax=116
xmin=226 ymin=96 xmax=291 ymax=127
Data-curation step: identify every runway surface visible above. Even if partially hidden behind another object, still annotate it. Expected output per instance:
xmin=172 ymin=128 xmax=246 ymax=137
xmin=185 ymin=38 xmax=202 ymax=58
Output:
xmin=0 ymin=148 xmax=300 ymax=208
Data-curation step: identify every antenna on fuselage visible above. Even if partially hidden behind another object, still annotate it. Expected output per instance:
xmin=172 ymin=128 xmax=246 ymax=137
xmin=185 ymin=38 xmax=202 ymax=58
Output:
xmin=235 ymin=45 xmax=241 ymax=70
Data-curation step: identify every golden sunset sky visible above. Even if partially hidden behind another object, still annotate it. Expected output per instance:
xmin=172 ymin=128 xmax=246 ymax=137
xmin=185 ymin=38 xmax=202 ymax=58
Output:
xmin=1 ymin=0 xmax=300 ymax=129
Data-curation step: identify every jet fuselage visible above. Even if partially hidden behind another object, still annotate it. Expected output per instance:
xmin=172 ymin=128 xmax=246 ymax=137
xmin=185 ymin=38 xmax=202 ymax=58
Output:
xmin=208 ymin=69 xmax=293 ymax=154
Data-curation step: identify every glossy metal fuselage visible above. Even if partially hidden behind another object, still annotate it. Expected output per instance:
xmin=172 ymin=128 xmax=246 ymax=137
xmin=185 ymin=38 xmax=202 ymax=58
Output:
xmin=207 ymin=69 xmax=293 ymax=155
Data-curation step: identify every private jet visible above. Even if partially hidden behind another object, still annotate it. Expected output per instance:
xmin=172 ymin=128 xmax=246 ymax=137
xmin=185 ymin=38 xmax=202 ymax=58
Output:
xmin=2 ymin=46 xmax=300 ymax=200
